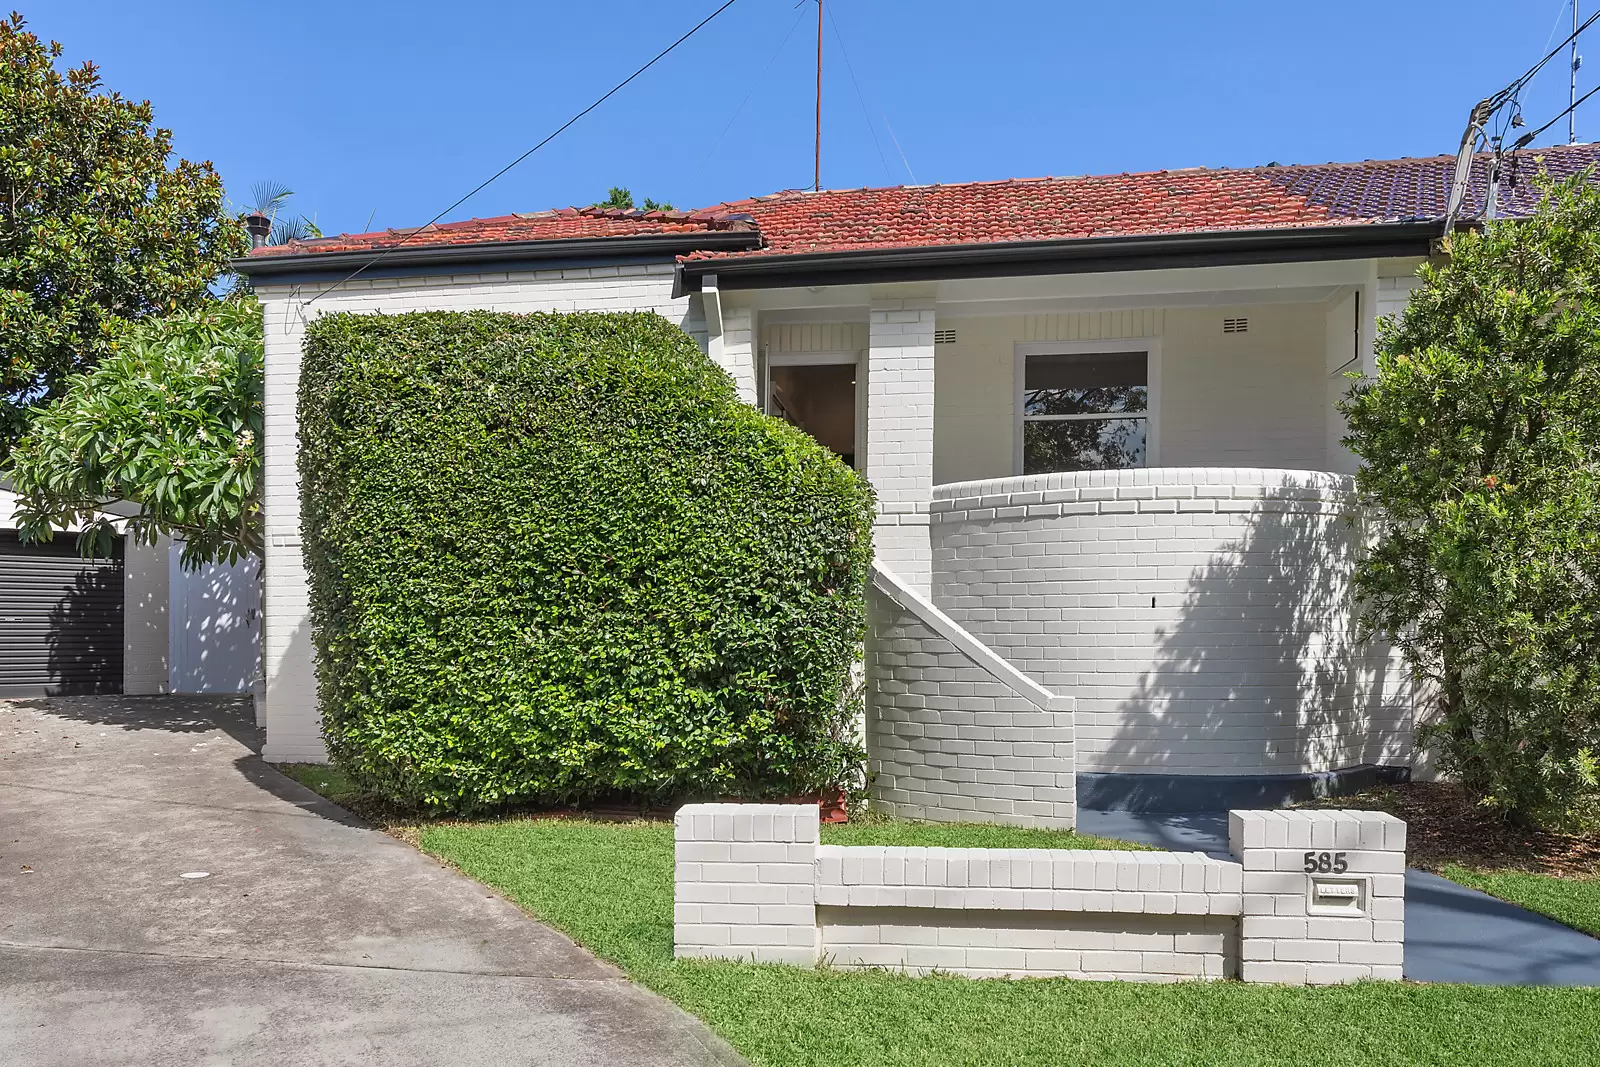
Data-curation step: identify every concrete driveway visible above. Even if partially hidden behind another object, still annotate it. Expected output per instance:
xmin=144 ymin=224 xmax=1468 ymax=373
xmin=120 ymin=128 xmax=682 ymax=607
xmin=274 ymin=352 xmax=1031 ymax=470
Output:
xmin=0 ymin=696 xmax=741 ymax=1067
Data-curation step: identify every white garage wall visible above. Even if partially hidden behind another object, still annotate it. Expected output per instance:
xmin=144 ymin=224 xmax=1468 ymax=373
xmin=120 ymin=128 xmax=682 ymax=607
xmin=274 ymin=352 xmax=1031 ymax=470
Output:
xmin=168 ymin=545 xmax=260 ymax=694
xmin=122 ymin=536 xmax=170 ymax=694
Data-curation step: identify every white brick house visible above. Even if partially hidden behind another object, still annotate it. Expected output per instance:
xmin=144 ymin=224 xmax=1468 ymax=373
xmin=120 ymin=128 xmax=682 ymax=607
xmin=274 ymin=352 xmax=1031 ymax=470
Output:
xmin=235 ymin=144 xmax=1600 ymax=818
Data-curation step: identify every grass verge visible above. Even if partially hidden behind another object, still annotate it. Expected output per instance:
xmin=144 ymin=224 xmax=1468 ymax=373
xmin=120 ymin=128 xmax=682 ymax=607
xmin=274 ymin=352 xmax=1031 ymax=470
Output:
xmin=1439 ymin=865 xmax=1600 ymax=938
xmin=415 ymin=817 xmax=1600 ymax=1067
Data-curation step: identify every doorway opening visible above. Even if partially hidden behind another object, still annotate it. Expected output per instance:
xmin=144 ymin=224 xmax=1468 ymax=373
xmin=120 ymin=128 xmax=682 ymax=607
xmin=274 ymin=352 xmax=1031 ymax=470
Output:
xmin=765 ymin=353 xmax=861 ymax=469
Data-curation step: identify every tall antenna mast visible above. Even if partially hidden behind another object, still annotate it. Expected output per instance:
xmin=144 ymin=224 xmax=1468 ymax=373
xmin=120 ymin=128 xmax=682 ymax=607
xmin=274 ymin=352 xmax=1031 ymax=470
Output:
xmin=1574 ymin=1 xmax=1583 ymax=143
xmin=814 ymin=0 xmax=823 ymax=191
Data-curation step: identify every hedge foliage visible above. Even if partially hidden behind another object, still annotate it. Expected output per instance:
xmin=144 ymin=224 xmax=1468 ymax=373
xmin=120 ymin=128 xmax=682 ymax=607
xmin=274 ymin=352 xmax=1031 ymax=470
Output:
xmin=298 ymin=310 xmax=874 ymax=812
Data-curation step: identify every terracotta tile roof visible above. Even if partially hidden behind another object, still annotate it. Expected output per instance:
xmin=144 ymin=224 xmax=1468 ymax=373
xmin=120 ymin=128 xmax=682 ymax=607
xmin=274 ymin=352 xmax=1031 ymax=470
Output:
xmin=1257 ymin=143 xmax=1600 ymax=221
xmin=684 ymin=143 xmax=1600 ymax=261
xmin=248 ymin=143 xmax=1600 ymax=263
xmin=245 ymin=205 xmax=757 ymax=258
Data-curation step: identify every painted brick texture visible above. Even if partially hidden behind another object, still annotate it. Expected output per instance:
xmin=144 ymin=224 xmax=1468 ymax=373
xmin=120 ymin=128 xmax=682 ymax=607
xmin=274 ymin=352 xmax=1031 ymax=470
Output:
xmin=673 ymin=802 xmax=819 ymax=965
xmin=255 ymin=263 xmax=696 ymax=763
xmin=866 ymin=564 xmax=1075 ymax=829
xmin=867 ymin=299 xmax=937 ymax=593
xmin=929 ymin=467 xmax=1413 ymax=777
xmin=1229 ymin=809 xmax=1406 ymax=984
xmin=673 ymin=804 xmax=1405 ymax=985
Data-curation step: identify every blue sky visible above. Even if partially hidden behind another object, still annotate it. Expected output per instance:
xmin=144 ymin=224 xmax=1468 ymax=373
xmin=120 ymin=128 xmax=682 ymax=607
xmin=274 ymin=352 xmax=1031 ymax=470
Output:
xmin=28 ymin=0 xmax=1598 ymax=235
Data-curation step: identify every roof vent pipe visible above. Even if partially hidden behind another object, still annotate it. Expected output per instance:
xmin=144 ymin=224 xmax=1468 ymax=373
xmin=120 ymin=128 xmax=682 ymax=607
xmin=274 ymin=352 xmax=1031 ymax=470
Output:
xmin=244 ymin=213 xmax=272 ymax=249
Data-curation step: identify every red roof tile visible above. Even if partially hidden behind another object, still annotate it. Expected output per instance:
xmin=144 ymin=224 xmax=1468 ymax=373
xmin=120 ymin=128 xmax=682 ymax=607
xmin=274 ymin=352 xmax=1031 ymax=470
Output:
xmin=248 ymin=144 xmax=1600 ymax=263
xmin=246 ymin=205 xmax=756 ymax=258
xmin=686 ymin=143 xmax=1600 ymax=261
xmin=684 ymin=169 xmax=1338 ymax=261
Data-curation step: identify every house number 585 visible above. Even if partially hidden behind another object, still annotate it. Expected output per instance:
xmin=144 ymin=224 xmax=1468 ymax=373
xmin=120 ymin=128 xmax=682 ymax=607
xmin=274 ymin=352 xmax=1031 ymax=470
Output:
xmin=1304 ymin=851 xmax=1348 ymax=874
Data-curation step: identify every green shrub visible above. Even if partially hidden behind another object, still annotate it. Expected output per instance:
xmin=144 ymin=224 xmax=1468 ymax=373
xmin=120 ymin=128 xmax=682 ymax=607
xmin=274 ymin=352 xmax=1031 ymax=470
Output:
xmin=298 ymin=310 xmax=874 ymax=812
xmin=1342 ymin=172 xmax=1600 ymax=829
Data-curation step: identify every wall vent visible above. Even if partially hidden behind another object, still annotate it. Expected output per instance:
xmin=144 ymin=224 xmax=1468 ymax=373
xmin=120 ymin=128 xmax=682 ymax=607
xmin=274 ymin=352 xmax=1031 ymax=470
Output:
xmin=1223 ymin=317 xmax=1249 ymax=334
xmin=934 ymin=328 xmax=957 ymax=344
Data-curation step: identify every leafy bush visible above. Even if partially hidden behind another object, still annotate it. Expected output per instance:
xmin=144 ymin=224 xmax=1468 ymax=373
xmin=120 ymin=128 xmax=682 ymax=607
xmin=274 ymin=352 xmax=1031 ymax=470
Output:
xmin=1342 ymin=172 xmax=1600 ymax=829
xmin=298 ymin=310 xmax=874 ymax=812
xmin=10 ymin=297 xmax=263 ymax=568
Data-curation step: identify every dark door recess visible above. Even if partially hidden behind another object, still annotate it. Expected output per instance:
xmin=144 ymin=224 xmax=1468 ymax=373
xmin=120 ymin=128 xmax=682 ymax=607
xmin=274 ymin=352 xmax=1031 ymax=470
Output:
xmin=0 ymin=530 xmax=124 ymax=697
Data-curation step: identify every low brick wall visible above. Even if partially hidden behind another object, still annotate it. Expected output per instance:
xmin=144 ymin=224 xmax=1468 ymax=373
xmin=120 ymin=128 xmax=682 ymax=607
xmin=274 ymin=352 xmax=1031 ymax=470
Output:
xmin=866 ymin=563 xmax=1075 ymax=829
xmin=674 ymin=803 xmax=1406 ymax=985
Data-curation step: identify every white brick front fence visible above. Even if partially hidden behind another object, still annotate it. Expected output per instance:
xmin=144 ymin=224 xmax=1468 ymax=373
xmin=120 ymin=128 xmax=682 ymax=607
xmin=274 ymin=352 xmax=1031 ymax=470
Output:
xmin=674 ymin=803 xmax=1405 ymax=985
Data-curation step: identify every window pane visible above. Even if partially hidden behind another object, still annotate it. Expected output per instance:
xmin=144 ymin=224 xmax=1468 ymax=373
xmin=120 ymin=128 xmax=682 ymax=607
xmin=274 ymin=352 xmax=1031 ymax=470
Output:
xmin=1024 ymin=351 xmax=1147 ymax=415
xmin=1024 ymin=417 xmax=1146 ymax=473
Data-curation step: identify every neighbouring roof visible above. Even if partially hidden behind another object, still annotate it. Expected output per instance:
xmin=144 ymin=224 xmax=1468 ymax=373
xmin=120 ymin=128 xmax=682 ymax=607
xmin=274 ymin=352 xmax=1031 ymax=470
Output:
xmin=243 ymin=142 xmax=1600 ymax=268
xmin=244 ymin=205 xmax=758 ymax=258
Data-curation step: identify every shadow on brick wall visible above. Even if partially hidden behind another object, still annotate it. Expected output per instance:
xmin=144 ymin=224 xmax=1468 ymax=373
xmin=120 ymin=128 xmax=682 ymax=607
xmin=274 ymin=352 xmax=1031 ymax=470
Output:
xmin=1098 ymin=486 xmax=1410 ymax=801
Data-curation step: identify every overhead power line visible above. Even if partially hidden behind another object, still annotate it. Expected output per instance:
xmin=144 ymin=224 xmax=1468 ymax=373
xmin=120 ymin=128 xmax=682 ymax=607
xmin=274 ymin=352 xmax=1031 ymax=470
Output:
xmin=826 ymin=2 xmax=894 ymax=184
xmin=304 ymin=0 xmax=742 ymax=306
xmin=1516 ymin=81 xmax=1600 ymax=147
xmin=1444 ymin=6 xmax=1600 ymax=227
xmin=693 ymin=3 xmax=811 ymax=187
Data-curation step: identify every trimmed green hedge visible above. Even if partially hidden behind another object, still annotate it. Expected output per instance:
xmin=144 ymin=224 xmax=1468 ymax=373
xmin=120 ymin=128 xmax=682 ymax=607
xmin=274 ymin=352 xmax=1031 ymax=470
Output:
xmin=298 ymin=310 xmax=874 ymax=812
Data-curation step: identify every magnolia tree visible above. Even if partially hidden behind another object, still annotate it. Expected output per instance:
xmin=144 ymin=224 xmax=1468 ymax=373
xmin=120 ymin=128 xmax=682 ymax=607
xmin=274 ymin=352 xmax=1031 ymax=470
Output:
xmin=0 ymin=15 xmax=247 ymax=453
xmin=9 ymin=299 xmax=264 ymax=569
xmin=1342 ymin=171 xmax=1600 ymax=828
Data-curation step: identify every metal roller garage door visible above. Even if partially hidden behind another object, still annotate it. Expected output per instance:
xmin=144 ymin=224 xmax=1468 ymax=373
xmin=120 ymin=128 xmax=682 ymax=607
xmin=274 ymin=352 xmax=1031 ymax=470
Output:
xmin=0 ymin=530 xmax=124 ymax=697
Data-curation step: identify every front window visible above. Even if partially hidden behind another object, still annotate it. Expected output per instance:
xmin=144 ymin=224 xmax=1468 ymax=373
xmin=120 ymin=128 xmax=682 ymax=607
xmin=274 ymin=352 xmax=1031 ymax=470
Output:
xmin=1021 ymin=350 xmax=1148 ymax=473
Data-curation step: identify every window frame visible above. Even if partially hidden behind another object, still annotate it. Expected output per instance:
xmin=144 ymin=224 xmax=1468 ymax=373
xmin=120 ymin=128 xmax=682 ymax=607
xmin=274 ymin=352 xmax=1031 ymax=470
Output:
xmin=1012 ymin=338 xmax=1161 ymax=476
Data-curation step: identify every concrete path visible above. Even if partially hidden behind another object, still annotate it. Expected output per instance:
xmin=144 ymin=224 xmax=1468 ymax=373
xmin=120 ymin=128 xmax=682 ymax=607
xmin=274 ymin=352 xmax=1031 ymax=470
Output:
xmin=1080 ymin=808 xmax=1600 ymax=986
xmin=0 ymin=696 xmax=742 ymax=1067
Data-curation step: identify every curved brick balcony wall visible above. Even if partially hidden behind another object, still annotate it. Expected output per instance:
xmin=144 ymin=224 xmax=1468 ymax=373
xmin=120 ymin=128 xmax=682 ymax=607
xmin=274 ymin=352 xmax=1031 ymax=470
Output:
xmin=928 ymin=469 xmax=1413 ymax=804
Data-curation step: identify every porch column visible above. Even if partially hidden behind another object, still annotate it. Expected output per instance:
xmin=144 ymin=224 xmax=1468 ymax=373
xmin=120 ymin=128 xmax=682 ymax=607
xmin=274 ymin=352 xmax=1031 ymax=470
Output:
xmin=714 ymin=306 xmax=757 ymax=405
xmin=702 ymin=276 xmax=757 ymax=405
xmin=865 ymin=298 xmax=936 ymax=594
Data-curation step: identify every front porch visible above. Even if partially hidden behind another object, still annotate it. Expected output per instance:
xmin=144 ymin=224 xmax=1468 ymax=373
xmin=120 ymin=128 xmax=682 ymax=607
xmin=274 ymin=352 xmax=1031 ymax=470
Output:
xmin=705 ymin=258 xmax=1424 ymax=817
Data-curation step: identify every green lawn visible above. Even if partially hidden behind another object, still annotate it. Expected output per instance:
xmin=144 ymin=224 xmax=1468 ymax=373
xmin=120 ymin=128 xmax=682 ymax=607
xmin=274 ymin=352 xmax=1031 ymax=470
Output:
xmin=418 ymin=817 xmax=1600 ymax=1067
xmin=1440 ymin=865 xmax=1600 ymax=938
xmin=819 ymin=813 xmax=1150 ymax=851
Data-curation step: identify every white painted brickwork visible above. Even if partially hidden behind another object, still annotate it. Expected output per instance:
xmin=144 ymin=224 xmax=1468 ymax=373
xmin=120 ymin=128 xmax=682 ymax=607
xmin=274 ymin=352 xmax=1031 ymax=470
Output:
xmin=674 ymin=804 xmax=1405 ymax=984
xmin=928 ymin=467 xmax=1412 ymax=777
xmin=813 ymin=843 xmax=1242 ymax=914
xmin=711 ymin=305 xmax=757 ymax=404
xmin=673 ymin=802 xmax=819 ymax=965
xmin=1376 ymin=274 xmax=1421 ymax=327
xmin=866 ymin=299 xmax=937 ymax=593
xmin=819 ymin=909 xmax=1238 ymax=981
xmin=1230 ymin=809 xmax=1406 ymax=983
xmin=255 ymin=264 xmax=695 ymax=763
xmin=866 ymin=563 xmax=1075 ymax=828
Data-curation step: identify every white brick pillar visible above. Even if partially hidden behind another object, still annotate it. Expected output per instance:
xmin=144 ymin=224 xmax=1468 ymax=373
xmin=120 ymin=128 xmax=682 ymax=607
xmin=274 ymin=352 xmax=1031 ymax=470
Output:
xmin=259 ymin=292 xmax=327 ymax=763
xmin=709 ymin=305 xmax=757 ymax=406
xmin=674 ymin=803 xmax=819 ymax=965
xmin=865 ymin=298 xmax=936 ymax=593
xmin=1230 ymin=809 xmax=1406 ymax=985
